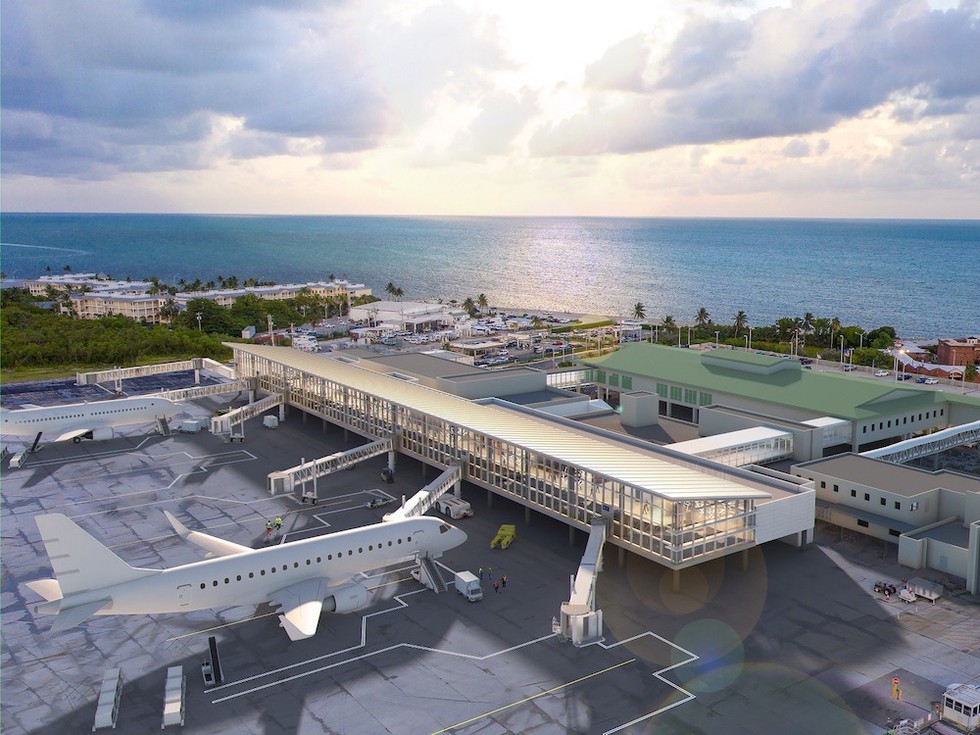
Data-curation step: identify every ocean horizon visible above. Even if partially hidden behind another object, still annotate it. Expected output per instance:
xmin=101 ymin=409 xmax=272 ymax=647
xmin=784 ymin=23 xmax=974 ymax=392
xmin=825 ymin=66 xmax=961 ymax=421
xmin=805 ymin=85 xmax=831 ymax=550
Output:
xmin=2 ymin=212 xmax=978 ymax=339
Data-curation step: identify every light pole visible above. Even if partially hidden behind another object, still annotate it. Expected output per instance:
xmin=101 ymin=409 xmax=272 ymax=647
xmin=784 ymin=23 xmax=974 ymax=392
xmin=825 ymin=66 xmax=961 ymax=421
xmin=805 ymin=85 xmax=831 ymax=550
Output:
xmin=268 ymin=314 xmax=276 ymax=347
xmin=715 ymin=330 xmax=720 ymax=348
xmin=748 ymin=326 xmax=753 ymax=351
xmin=195 ymin=311 xmax=202 ymax=332
xmin=840 ymin=336 xmax=845 ymax=367
xmin=743 ymin=335 xmax=749 ymax=349
xmin=859 ymin=332 xmax=864 ymax=350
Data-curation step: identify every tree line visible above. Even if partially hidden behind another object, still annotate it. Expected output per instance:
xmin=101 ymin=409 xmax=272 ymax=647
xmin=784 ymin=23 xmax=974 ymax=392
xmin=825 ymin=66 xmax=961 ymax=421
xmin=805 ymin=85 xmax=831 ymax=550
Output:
xmin=1 ymin=290 xmax=232 ymax=371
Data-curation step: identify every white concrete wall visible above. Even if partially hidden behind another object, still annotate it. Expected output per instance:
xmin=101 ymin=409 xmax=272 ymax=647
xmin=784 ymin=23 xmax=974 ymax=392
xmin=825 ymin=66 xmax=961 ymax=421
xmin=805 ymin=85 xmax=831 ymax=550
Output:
xmin=755 ymin=488 xmax=815 ymax=544
xmin=620 ymin=391 xmax=659 ymax=427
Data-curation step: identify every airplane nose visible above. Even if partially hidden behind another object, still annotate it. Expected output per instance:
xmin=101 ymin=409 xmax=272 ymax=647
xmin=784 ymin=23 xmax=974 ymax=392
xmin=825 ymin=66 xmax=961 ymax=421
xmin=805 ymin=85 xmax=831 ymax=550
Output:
xmin=454 ymin=528 xmax=468 ymax=547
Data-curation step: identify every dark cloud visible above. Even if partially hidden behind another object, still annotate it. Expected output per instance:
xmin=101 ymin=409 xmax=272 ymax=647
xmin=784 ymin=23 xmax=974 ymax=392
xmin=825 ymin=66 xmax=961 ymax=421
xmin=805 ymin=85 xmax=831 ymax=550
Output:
xmin=530 ymin=0 xmax=980 ymax=157
xmin=0 ymin=0 xmax=508 ymax=176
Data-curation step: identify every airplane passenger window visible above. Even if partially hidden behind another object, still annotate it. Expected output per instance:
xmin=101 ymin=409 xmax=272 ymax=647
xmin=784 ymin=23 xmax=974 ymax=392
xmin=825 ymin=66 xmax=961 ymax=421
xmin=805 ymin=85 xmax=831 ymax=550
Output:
xmin=249 ymin=572 xmax=254 ymax=578
xmin=270 ymin=567 xmax=276 ymax=573
xmin=236 ymin=575 xmax=242 ymax=581
xmin=224 ymin=578 xmax=229 ymax=584
xmin=200 ymin=583 xmax=206 ymax=589
xmin=212 ymin=581 xmax=218 ymax=586
xmin=260 ymin=570 xmax=265 ymax=575
xmin=293 ymin=562 xmax=299 ymax=568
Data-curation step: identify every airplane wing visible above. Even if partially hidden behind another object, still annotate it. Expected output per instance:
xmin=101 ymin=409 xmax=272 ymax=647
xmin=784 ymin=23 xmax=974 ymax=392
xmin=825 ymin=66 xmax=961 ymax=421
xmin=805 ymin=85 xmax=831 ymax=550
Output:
xmin=21 ymin=403 xmax=42 ymax=409
xmin=164 ymin=511 xmax=251 ymax=558
xmin=54 ymin=428 xmax=91 ymax=443
xmin=270 ymin=578 xmax=327 ymax=641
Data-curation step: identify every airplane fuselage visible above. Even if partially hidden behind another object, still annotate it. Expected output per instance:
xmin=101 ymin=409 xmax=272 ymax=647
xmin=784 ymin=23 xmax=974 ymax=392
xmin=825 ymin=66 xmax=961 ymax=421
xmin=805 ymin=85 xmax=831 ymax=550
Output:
xmin=74 ymin=516 xmax=461 ymax=616
xmin=0 ymin=396 xmax=179 ymax=440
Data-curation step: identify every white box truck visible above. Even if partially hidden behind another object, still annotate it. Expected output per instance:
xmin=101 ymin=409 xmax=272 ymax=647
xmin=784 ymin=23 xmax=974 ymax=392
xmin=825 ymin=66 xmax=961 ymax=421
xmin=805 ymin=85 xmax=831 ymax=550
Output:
xmin=454 ymin=571 xmax=483 ymax=602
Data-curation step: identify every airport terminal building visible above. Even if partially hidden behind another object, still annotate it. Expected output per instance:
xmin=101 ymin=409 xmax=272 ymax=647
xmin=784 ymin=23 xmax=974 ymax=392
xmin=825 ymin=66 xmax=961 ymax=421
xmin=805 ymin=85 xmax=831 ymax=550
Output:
xmin=579 ymin=344 xmax=980 ymax=458
xmin=229 ymin=344 xmax=815 ymax=572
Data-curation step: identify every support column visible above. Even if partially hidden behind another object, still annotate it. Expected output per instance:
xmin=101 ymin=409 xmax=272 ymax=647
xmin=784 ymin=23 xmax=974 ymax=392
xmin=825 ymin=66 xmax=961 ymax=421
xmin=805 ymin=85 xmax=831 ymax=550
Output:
xmin=279 ymin=402 xmax=285 ymax=420
xmin=302 ymin=410 xmax=308 ymax=424
xmin=344 ymin=427 xmax=350 ymax=442
xmin=569 ymin=525 xmax=576 ymax=546
xmin=322 ymin=418 xmax=328 ymax=433
xmin=486 ymin=488 xmax=494 ymax=508
xmin=525 ymin=506 xmax=532 ymax=526
xmin=387 ymin=450 xmax=396 ymax=472
xmin=672 ymin=569 xmax=681 ymax=593
xmin=618 ymin=545 xmax=625 ymax=568
xmin=194 ymin=368 xmax=201 ymax=385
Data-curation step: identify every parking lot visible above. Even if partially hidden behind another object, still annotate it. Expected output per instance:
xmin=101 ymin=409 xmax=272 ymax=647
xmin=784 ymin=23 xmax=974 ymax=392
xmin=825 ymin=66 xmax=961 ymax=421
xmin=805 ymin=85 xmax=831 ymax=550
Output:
xmin=2 ymin=400 xmax=978 ymax=734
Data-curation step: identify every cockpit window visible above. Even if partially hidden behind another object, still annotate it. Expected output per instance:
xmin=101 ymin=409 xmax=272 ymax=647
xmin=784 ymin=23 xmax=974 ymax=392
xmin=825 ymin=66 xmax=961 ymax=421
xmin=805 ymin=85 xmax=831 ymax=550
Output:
xmin=439 ymin=524 xmax=450 ymax=534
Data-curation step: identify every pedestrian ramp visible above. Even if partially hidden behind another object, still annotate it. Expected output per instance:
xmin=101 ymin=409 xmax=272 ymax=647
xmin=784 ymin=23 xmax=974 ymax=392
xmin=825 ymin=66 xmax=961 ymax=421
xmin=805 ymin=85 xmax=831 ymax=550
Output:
xmin=268 ymin=438 xmax=393 ymax=499
xmin=553 ymin=519 xmax=607 ymax=647
xmin=210 ymin=392 xmax=283 ymax=437
xmin=384 ymin=464 xmax=461 ymax=521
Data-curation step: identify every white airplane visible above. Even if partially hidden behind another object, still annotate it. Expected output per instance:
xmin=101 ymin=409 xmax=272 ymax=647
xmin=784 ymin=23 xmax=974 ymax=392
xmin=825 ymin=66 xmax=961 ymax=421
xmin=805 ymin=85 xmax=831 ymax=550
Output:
xmin=25 ymin=510 xmax=467 ymax=641
xmin=0 ymin=396 xmax=181 ymax=451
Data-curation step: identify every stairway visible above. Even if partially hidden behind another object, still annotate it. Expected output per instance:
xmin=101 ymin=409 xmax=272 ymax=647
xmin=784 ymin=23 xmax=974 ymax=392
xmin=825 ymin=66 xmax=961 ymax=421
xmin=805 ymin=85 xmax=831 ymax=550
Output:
xmin=418 ymin=555 xmax=448 ymax=593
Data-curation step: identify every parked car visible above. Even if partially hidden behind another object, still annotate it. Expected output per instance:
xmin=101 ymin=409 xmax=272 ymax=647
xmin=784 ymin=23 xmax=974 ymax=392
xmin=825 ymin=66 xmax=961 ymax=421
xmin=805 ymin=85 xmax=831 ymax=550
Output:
xmin=843 ymin=365 xmax=856 ymax=372
xmin=924 ymin=377 xmax=939 ymax=384
xmin=916 ymin=376 xmax=928 ymax=383
xmin=874 ymin=370 xmax=889 ymax=377
xmin=897 ymin=374 xmax=913 ymax=381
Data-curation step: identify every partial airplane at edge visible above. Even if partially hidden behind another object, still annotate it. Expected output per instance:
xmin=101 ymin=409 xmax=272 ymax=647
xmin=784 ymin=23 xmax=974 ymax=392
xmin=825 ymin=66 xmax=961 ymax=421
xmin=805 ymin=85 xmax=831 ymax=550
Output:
xmin=25 ymin=511 xmax=467 ymax=641
xmin=0 ymin=396 xmax=181 ymax=449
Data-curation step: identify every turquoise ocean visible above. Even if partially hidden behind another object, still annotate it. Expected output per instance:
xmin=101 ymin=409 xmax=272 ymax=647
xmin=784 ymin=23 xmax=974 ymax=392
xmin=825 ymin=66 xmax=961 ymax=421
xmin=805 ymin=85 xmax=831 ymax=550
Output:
xmin=1 ymin=213 xmax=977 ymax=338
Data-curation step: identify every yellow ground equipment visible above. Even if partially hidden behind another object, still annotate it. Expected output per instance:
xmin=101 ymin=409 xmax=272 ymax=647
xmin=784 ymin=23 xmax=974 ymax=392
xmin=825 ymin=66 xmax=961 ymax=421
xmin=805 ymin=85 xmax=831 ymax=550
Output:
xmin=490 ymin=524 xmax=516 ymax=549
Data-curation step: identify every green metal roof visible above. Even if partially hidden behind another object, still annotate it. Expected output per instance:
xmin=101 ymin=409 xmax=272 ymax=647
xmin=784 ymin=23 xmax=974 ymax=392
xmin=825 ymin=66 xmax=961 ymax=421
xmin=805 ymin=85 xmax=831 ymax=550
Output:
xmin=582 ymin=344 xmax=962 ymax=421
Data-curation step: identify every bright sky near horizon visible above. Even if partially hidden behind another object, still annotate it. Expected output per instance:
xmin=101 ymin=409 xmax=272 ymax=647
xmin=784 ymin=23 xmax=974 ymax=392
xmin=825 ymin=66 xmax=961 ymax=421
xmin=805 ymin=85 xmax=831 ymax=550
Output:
xmin=2 ymin=0 xmax=978 ymax=218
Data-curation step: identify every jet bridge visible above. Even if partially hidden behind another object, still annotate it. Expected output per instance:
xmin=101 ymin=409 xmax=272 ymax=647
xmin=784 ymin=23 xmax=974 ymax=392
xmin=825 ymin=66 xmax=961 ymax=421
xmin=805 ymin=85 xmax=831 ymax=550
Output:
xmin=76 ymin=358 xmax=237 ymax=391
xmin=209 ymin=393 xmax=283 ymax=439
xmin=268 ymin=438 xmax=394 ymax=500
xmin=154 ymin=378 xmax=257 ymax=403
xmin=553 ymin=519 xmax=607 ymax=647
xmin=384 ymin=465 xmax=462 ymax=522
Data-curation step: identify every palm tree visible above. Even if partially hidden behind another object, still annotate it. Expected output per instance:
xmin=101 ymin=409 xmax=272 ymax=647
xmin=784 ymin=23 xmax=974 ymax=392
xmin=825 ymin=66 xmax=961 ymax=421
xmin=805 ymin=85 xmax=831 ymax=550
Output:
xmin=829 ymin=316 xmax=842 ymax=349
xmin=385 ymin=282 xmax=398 ymax=299
xmin=63 ymin=264 xmax=72 ymax=273
xmin=477 ymin=293 xmax=488 ymax=312
xmin=661 ymin=314 xmax=676 ymax=339
xmin=394 ymin=287 xmax=404 ymax=300
xmin=733 ymin=310 xmax=748 ymax=335
xmin=695 ymin=307 xmax=710 ymax=330
xmin=159 ymin=298 xmax=180 ymax=324
xmin=633 ymin=302 xmax=646 ymax=320
xmin=812 ymin=317 xmax=831 ymax=346
xmin=462 ymin=297 xmax=477 ymax=316
xmin=531 ymin=316 xmax=543 ymax=329
xmin=802 ymin=312 xmax=815 ymax=335
xmin=776 ymin=317 xmax=796 ymax=341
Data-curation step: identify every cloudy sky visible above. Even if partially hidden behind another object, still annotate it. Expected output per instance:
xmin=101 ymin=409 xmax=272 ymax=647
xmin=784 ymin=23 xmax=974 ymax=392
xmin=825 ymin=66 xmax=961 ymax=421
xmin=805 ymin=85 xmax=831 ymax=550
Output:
xmin=2 ymin=0 xmax=978 ymax=217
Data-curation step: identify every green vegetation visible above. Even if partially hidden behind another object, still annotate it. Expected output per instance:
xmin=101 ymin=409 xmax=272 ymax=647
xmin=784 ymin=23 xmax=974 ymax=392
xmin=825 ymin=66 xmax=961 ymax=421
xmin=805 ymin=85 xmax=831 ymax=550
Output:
xmin=1 ymin=291 xmax=233 ymax=383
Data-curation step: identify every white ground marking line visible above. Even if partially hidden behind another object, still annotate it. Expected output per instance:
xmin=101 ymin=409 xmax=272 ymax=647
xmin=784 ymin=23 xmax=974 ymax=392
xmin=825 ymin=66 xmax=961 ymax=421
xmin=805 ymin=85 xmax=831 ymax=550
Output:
xmin=594 ymin=632 xmax=699 ymax=735
xmin=210 ymin=557 xmax=699 ymax=732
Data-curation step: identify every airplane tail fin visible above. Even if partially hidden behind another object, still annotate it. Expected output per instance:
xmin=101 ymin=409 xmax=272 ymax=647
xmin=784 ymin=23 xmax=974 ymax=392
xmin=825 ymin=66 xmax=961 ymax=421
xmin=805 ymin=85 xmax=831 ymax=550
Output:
xmin=34 ymin=513 xmax=154 ymax=598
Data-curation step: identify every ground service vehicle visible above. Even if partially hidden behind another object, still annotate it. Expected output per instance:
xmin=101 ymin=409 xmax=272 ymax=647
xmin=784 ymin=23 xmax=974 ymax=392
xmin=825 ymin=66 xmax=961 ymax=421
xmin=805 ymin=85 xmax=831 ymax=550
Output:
xmin=434 ymin=495 xmax=473 ymax=519
xmin=454 ymin=571 xmax=483 ymax=601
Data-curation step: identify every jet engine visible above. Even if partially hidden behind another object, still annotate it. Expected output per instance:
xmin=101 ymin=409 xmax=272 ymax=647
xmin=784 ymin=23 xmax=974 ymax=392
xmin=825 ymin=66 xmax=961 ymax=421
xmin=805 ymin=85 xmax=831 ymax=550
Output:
xmin=90 ymin=427 xmax=115 ymax=442
xmin=323 ymin=582 xmax=370 ymax=613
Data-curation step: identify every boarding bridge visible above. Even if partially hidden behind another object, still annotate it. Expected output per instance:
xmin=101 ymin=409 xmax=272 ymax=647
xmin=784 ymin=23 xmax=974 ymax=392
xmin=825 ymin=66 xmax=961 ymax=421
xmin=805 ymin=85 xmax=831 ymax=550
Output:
xmin=210 ymin=393 xmax=283 ymax=439
xmin=384 ymin=465 xmax=462 ymax=522
xmin=553 ymin=519 xmax=607 ymax=647
xmin=268 ymin=438 xmax=394 ymax=500
xmin=77 ymin=360 xmax=202 ymax=387
xmin=154 ymin=378 xmax=256 ymax=402
xmin=199 ymin=358 xmax=237 ymax=379
xmin=862 ymin=418 xmax=980 ymax=464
